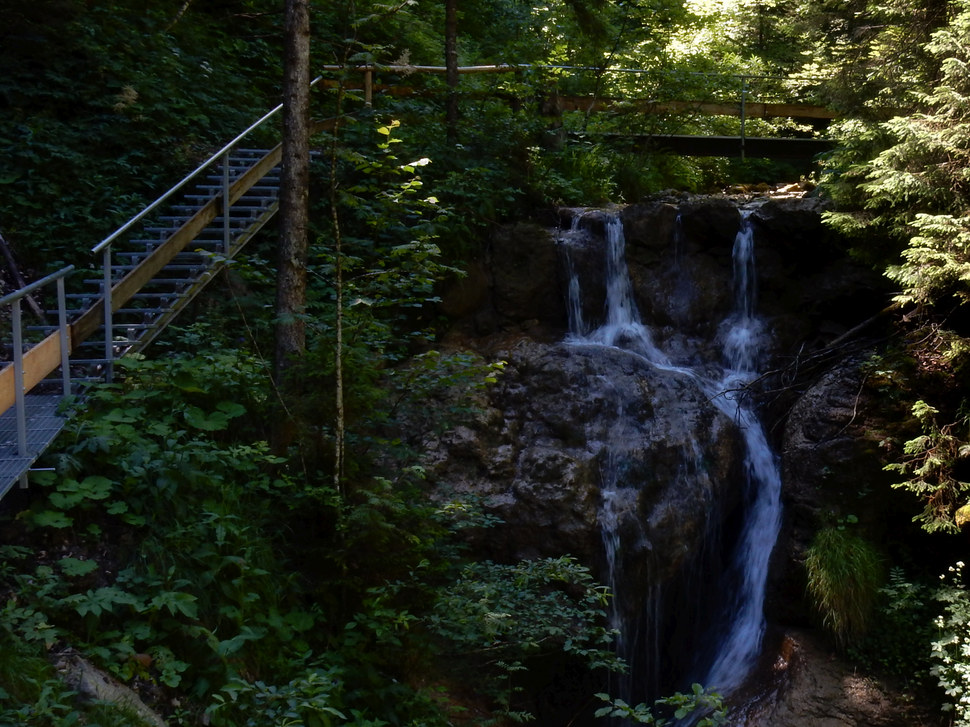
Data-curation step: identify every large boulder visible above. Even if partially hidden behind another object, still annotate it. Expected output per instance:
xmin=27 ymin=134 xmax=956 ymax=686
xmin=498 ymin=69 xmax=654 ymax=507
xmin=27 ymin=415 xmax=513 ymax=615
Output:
xmin=421 ymin=338 xmax=744 ymax=585
xmin=772 ymin=349 xmax=920 ymax=627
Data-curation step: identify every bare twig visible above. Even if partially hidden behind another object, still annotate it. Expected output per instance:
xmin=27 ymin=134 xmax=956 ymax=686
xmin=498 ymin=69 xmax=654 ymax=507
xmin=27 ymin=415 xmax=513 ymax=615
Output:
xmin=0 ymin=230 xmax=44 ymax=318
xmin=164 ymin=0 xmax=193 ymax=31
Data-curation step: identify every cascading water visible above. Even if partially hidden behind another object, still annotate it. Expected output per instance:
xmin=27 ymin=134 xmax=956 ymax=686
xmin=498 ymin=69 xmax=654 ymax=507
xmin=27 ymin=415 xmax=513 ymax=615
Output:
xmin=560 ymin=211 xmax=676 ymax=703
xmin=579 ymin=214 xmax=669 ymax=364
xmin=558 ymin=207 xmax=783 ymax=707
xmin=564 ymin=214 xmax=589 ymax=338
xmin=600 ymin=456 xmax=660 ymax=703
xmin=699 ymin=210 xmax=783 ymax=694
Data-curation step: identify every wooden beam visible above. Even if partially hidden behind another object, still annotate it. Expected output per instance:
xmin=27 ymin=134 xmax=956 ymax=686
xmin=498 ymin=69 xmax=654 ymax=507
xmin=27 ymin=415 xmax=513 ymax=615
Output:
xmin=319 ymin=63 xmax=519 ymax=74
xmin=0 ymin=332 xmax=66 ymax=413
xmin=556 ymin=96 xmax=836 ymax=120
xmin=583 ymin=133 xmax=836 ymax=159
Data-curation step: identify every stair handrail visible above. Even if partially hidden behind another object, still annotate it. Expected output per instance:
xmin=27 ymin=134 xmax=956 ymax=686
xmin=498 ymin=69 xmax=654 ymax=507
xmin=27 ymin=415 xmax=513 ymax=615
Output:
xmin=92 ymin=75 xmax=324 ymax=255
xmin=86 ymin=75 xmax=324 ymax=379
xmin=0 ymin=265 xmax=75 ymax=309
xmin=0 ymin=265 xmax=75 ymax=487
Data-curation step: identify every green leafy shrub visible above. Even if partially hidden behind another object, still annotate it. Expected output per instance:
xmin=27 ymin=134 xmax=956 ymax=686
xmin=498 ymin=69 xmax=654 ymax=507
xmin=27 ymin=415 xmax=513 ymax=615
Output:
xmin=0 ymin=0 xmax=280 ymax=266
xmin=885 ymin=399 xmax=970 ymax=533
xmin=930 ymin=561 xmax=970 ymax=727
xmin=208 ymin=668 xmax=348 ymax=727
xmin=932 ymin=561 xmax=970 ymax=725
xmin=850 ymin=567 xmax=936 ymax=691
xmin=595 ymin=684 xmax=726 ymax=726
xmin=805 ymin=526 xmax=884 ymax=649
xmin=426 ymin=556 xmax=620 ymax=717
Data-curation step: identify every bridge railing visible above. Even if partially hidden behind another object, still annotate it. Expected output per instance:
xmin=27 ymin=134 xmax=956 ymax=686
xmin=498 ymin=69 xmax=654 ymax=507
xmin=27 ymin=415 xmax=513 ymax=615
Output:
xmin=0 ymin=265 xmax=75 ymax=490
xmin=318 ymin=63 xmax=832 ymax=117
xmin=318 ymin=63 xmax=834 ymax=159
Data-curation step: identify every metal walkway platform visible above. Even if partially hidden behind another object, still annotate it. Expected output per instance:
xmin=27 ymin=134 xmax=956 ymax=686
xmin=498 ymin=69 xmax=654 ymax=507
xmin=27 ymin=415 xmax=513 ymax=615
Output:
xmin=0 ymin=394 xmax=69 ymax=499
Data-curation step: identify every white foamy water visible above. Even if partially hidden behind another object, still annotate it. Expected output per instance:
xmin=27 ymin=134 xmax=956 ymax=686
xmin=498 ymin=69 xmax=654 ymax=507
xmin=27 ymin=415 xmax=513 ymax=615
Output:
xmin=560 ymin=208 xmax=783 ymax=698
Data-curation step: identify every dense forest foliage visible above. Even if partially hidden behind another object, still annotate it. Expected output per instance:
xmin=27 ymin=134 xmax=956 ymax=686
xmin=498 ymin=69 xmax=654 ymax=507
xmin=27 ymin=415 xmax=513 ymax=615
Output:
xmin=3 ymin=0 xmax=970 ymax=725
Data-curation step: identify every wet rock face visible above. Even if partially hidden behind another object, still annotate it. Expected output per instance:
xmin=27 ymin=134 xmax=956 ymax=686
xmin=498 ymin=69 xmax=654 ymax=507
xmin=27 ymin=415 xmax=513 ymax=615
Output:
xmin=449 ymin=195 xmax=888 ymax=366
xmin=737 ymin=630 xmax=933 ymax=727
xmin=433 ymin=192 xmax=890 ymax=595
xmin=421 ymin=338 xmax=743 ymax=584
xmin=622 ymin=199 xmax=740 ymax=364
xmin=440 ymin=222 xmax=565 ymax=341
xmin=490 ymin=223 xmax=564 ymax=328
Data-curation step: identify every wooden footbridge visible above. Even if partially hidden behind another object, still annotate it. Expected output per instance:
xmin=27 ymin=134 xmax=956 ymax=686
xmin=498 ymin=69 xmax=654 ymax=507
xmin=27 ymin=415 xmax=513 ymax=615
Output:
xmin=0 ymin=66 xmax=836 ymax=499
xmin=325 ymin=63 xmax=837 ymax=159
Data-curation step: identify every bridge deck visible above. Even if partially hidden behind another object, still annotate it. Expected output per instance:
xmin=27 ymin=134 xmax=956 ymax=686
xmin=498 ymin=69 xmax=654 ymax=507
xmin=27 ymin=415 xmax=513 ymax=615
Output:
xmin=586 ymin=133 xmax=835 ymax=159
xmin=0 ymin=394 xmax=68 ymax=499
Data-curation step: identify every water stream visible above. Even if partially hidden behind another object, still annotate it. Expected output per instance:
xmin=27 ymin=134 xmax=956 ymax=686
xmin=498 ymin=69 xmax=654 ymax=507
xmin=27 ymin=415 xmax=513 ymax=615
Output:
xmin=559 ymin=207 xmax=783 ymax=703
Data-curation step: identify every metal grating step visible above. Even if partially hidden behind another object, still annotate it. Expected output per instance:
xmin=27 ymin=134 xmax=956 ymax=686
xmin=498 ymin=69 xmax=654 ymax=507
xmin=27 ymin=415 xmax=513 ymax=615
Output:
xmin=0 ymin=394 xmax=70 ymax=496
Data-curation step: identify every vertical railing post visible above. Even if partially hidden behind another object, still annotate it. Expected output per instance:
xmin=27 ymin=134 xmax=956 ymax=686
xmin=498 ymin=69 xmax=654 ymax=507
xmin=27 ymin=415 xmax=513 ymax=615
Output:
xmin=102 ymin=246 xmax=114 ymax=382
xmin=11 ymin=298 xmax=27 ymax=487
xmin=740 ymin=76 xmax=747 ymax=161
xmin=222 ymin=150 xmax=231 ymax=255
xmin=57 ymin=276 xmax=70 ymax=397
xmin=364 ymin=69 xmax=373 ymax=107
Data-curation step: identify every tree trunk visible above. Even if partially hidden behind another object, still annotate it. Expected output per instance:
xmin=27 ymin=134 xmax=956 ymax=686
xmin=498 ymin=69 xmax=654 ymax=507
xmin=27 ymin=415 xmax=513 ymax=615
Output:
xmin=445 ymin=0 xmax=459 ymax=142
xmin=274 ymin=0 xmax=311 ymax=385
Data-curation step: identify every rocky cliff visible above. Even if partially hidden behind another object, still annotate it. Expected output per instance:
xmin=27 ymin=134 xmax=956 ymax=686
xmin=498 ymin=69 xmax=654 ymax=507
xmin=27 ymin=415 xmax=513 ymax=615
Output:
xmin=427 ymin=192 xmax=912 ymax=724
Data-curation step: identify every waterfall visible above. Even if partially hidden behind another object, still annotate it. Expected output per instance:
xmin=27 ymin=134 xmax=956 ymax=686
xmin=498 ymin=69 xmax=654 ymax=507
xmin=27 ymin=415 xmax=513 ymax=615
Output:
xmin=563 ymin=214 xmax=589 ymax=338
xmin=560 ymin=207 xmax=783 ymax=704
xmin=576 ymin=213 xmax=669 ymax=365
xmin=600 ymin=467 xmax=658 ymax=702
xmin=699 ymin=210 xmax=782 ymax=694
xmin=720 ymin=210 xmax=765 ymax=380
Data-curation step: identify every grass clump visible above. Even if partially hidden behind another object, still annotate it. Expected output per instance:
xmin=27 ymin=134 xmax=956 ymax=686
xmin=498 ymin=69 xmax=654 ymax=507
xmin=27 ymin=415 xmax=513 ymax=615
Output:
xmin=805 ymin=526 xmax=884 ymax=649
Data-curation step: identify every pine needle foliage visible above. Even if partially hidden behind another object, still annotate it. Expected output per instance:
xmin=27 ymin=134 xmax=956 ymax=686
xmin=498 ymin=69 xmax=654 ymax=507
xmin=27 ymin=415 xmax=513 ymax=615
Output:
xmin=822 ymin=1 xmax=970 ymax=533
xmin=846 ymin=2 xmax=970 ymax=309
xmin=885 ymin=400 xmax=970 ymax=533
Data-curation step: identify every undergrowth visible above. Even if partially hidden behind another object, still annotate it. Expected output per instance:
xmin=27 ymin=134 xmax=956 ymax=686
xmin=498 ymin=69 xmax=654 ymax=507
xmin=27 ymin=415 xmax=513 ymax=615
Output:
xmin=0 ymin=343 xmax=622 ymax=725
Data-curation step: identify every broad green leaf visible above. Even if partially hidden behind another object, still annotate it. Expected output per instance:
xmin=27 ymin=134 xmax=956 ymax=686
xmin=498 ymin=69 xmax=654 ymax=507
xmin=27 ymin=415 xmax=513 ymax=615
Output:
xmin=58 ymin=557 xmax=99 ymax=577
xmin=216 ymin=401 xmax=246 ymax=418
xmin=185 ymin=406 xmax=229 ymax=431
xmin=30 ymin=510 xmax=73 ymax=528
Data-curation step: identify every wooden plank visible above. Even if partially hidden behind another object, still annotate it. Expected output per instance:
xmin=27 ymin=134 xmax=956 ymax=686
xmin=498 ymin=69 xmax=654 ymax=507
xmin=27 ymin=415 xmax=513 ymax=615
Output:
xmin=0 ymin=332 xmax=65 ymax=413
xmin=228 ymin=144 xmax=283 ymax=206
xmin=556 ymin=96 xmax=835 ymax=120
xmin=581 ymin=132 xmax=835 ymax=158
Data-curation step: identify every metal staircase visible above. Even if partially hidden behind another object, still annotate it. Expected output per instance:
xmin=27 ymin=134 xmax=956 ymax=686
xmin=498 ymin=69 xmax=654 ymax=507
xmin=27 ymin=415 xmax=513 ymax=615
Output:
xmin=73 ymin=148 xmax=282 ymax=363
xmin=0 ymin=100 xmax=297 ymax=499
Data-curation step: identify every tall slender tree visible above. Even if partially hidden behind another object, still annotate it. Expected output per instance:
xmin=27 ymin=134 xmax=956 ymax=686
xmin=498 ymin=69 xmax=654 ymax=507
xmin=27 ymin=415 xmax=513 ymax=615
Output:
xmin=445 ymin=0 xmax=459 ymax=142
xmin=275 ymin=0 xmax=311 ymax=388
